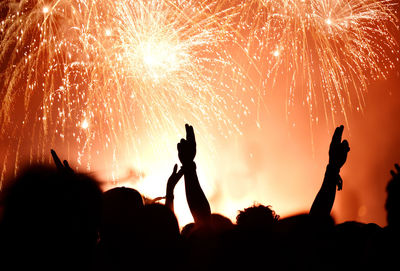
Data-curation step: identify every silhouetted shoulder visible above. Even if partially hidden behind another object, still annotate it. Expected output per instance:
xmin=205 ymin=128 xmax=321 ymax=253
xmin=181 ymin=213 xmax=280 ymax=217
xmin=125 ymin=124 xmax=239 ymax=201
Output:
xmin=0 ymin=164 xmax=102 ymax=270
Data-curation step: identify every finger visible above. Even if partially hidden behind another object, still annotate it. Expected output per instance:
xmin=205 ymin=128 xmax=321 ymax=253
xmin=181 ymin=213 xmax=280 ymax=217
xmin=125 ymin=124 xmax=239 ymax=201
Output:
xmin=177 ymin=140 xmax=185 ymax=152
xmin=176 ymin=169 xmax=184 ymax=179
xmin=173 ymin=164 xmax=178 ymax=174
xmin=51 ymin=149 xmax=64 ymax=170
xmin=177 ymin=142 xmax=181 ymax=153
xmin=186 ymin=124 xmax=195 ymax=144
xmin=342 ymin=140 xmax=350 ymax=152
xmin=178 ymin=139 xmax=186 ymax=150
xmin=331 ymin=125 xmax=344 ymax=145
xmin=63 ymin=160 xmax=73 ymax=172
xmin=391 ymin=170 xmax=396 ymax=178
xmin=185 ymin=123 xmax=189 ymax=139
xmin=395 ymin=163 xmax=400 ymax=173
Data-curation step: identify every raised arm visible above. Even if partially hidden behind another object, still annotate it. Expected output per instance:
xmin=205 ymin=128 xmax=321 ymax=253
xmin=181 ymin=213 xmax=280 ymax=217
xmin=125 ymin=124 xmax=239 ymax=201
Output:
xmin=177 ymin=124 xmax=211 ymax=225
xmin=310 ymin=125 xmax=350 ymax=217
xmin=386 ymin=163 xmax=400 ymax=229
xmin=165 ymin=164 xmax=184 ymax=212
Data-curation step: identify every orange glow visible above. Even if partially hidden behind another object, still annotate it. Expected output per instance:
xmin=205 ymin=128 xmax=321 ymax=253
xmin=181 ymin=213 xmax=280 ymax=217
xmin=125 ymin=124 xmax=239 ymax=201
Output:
xmin=0 ymin=0 xmax=399 ymax=228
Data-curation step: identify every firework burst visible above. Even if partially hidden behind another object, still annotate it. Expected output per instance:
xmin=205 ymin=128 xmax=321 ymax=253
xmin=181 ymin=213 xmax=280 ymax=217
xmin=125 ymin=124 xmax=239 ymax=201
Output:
xmin=0 ymin=0 xmax=248 ymax=182
xmin=232 ymin=0 xmax=399 ymax=125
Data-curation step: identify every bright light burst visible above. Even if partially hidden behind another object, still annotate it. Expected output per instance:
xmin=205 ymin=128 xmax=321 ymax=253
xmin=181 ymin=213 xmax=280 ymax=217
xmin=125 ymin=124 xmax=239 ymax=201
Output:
xmin=0 ymin=0 xmax=247 ymax=182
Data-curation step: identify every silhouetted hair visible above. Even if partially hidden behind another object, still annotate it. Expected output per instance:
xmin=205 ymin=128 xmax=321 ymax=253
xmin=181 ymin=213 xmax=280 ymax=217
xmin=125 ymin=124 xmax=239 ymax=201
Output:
xmin=101 ymin=186 xmax=144 ymax=229
xmin=236 ymin=204 xmax=279 ymax=230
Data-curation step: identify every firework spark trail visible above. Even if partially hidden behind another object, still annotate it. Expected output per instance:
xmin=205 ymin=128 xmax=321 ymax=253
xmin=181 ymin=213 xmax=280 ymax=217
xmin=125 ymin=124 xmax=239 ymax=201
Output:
xmin=0 ymin=0 xmax=248 ymax=182
xmin=0 ymin=0 xmax=398 ymax=186
xmin=231 ymin=0 xmax=399 ymax=126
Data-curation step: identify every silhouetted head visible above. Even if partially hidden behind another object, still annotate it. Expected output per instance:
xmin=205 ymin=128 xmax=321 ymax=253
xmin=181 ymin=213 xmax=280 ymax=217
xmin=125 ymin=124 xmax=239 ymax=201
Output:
xmin=136 ymin=203 xmax=182 ymax=269
xmin=100 ymin=186 xmax=144 ymax=237
xmin=276 ymin=213 xmax=334 ymax=234
xmin=236 ymin=204 xmax=279 ymax=231
xmin=138 ymin=203 xmax=180 ymax=244
xmin=180 ymin=215 xmax=235 ymax=271
xmin=385 ymin=173 xmax=400 ymax=230
xmin=181 ymin=222 xmax=196 ymax=238
xmin=332 ymin=221 xmax=382 ymax=269
xmin=211 ymin=213 xmax=234 ymax=233
xmin=181 ymin=214 xmax=234 ymax=239
xmin=95 ymin=187 xmax=145 ymax=270
xmin=0 ymin=164 xmax=102 ymax=269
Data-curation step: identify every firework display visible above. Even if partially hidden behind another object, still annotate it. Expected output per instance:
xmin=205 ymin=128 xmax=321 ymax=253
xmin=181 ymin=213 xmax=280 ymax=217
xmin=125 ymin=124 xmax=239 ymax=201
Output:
xmin=232 ymin=0 xmax=398 ymax=124
xmin=0 ymin=0 xmax=248 ymax=181
xmin=0 ymin=0 xmax=398 ymax=184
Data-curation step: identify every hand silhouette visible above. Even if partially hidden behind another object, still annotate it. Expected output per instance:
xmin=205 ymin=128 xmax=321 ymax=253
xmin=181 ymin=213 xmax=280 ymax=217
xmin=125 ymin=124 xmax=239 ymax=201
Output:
xmin=310 ymin=125 xmax=350 ymax=215
xmin=167 ymin=164 xmax=184 ymax=196
xmin=390 ymin=163 xmax=400 ymax=180
xmin=176 ymin=124 xmax=211 ymax=224
xmin=177 ymin=124 xmax=196 ymax=166
xmin=51 ymin=149 xmax=74 ymax=173
xmin=165 ymin=164 xmax=184 ymax=212
xmin=329 ymin=125 xmax=350 ymax=170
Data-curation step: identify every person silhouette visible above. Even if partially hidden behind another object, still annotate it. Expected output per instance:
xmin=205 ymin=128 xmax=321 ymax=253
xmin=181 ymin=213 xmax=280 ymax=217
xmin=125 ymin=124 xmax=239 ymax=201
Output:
xmin=236 ymin=203 xmax=279 ymax=232
xmin=385 ymin=163 xmax=400 ymax=232
xmin=310 ymin=125 xmax=350 ymax=218
xmin=95 ymin=186 xmax=144 ymax=271
xmin=136 ymin=203 xmax=184 ymax=269
xmin=165 ymin=164 xmax=184 ymax=212
xmin=373 ymin=163 xmax=400 ymax=269
xmin=176 ymin=124 xmax=240 ymax=270
xmin=177 ymin=124 xmax=211 ymax=226
xmin=0 ymin=164 xmax=102 ymax=271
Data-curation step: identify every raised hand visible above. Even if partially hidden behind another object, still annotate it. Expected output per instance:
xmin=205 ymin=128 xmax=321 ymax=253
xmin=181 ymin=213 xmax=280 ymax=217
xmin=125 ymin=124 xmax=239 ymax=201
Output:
xmin=167 ymin=164 xmax=184 ymax=195
xmin=329 ymin=125 xmax=350 ymax=170
xmin=390 ymin=163 xmax=400 ymax=180
xmin=310 ymin=125 xmax=350 ymax=216
xmin=165 ymin=164 xmax=184 ymax=212
xmin=176 ymin=124 xmax=211 ymax=225
xmin=177 ymin=124 xmax=196 ymax=166
xmin=51 ymin=149 xmax=74 ymax=173
xmin=386 ymin=163 xmax=400 ymax=228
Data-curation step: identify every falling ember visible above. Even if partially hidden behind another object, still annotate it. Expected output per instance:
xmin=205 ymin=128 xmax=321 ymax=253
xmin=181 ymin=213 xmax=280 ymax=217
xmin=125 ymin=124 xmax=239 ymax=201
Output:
xmin=42 ymin=6 xmax=49 ymax=14
xmin=105 ymin=29 xmax=112 ymax=37
xmin=81 ymin=119 xmax=89 ymax=130
xmin=325 ymin=18 xmax=332 ymax=25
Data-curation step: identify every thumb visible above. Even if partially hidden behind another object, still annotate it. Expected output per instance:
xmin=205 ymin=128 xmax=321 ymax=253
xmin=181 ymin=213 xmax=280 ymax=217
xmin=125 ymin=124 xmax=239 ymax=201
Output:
xmin=342 ymin=140 xmax=350 ymax=152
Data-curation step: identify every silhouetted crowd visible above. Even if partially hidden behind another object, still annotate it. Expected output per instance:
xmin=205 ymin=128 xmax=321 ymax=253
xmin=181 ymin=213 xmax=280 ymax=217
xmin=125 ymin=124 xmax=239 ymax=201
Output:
xmin=0 ymin=124 xmax=399 ymax=270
